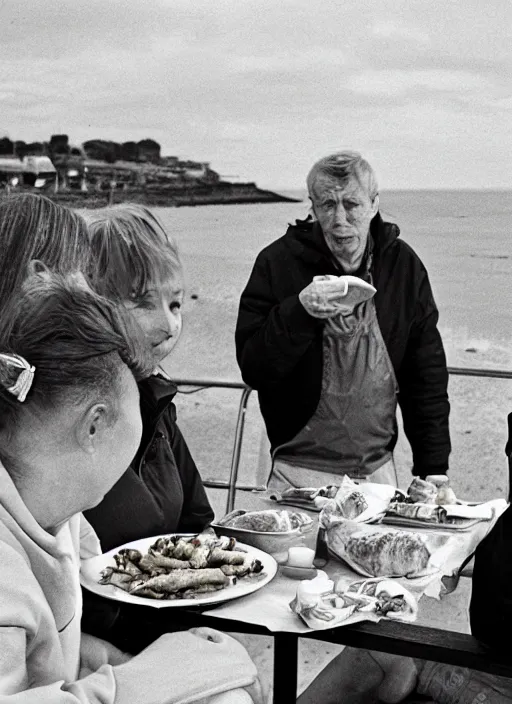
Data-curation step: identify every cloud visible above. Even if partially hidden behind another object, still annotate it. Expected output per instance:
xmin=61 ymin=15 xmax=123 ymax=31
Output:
xmin=347 ymin=68 xmax=498 ymax=98
xmin=371 ymin=20 xmax=430 ymax=44
xmin=1 ymin=0 xmax=511 ymax=188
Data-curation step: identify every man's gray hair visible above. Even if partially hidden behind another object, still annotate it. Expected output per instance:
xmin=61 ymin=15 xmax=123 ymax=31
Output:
xmin=307 ymin=151 xmax=379 ymax=201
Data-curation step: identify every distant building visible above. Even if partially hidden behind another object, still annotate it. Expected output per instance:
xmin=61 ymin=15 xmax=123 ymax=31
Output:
xmin=161 ymin=156 xmax=179 ymax=167
xmin=0 ymin=157 xmax=23 ymax=186
xmin=22 ymin=156 xmax=57 ymax=187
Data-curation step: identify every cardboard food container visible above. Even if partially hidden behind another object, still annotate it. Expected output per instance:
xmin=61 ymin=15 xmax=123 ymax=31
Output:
xmin=212 ymin=512 xmax=318 ymax=564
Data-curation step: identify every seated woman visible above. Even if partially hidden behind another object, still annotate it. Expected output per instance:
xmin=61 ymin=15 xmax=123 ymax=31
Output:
xmin=84 ymin=204 xmax=213 ymax=550
xmin=81 ymin=205 xmax=214 ymax=648
xmin=0 ymin=273 xmax=260 ymax=703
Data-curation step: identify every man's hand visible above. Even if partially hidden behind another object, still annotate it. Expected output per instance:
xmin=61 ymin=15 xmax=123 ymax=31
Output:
xmin=299 ymin=276 xmax=347 ymax=319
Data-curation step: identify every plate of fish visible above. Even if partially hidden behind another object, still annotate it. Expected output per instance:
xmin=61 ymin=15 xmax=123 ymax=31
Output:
xmin=80 ymin=532 xmax=278 ymax=608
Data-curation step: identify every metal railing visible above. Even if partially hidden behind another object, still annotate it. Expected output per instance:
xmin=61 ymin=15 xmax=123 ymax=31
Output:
xmin=176 ymin=366 xmax=512 ymax=514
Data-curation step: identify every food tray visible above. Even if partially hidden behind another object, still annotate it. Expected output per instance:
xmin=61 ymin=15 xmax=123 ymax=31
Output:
xmin=380 ymin=515 xmax=482 ymax=531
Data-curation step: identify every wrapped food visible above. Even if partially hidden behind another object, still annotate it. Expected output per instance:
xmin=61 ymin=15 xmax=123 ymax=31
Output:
xmin=333 ymin=477 xmax=369 ymax=519
xmin=340 ymin=578 xmax=418 ymax=621
xmin=269 ymin=485 xmax=338 ymax=510
xmin=217 ymin=508 xmax=312 ymax=533
xmin=290 ymin=572 xmax=417 ymax=630
xmin=320 ymin=505 xmax=431 ymax=578
xmin=407 ymin=477 xmax=438 ymax=504
xmin=343 ymin=529 xmax=430 ymax=577
xmin=386 ymin=502 xmax=448 ymax=524
xmin=425 ymin=475 xmax=458 ymax=505
xmin=406 ymin=476 xmax=458 ymax=507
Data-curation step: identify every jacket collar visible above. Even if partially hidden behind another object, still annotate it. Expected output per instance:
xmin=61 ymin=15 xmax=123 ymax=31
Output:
xmin=138 ymin=372 xmax=178 ymax=413
xmin=285 ymin=212 xmax=400 ymax=270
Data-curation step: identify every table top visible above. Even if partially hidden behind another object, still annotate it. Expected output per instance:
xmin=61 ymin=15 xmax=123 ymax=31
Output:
xmin=198 ymin=490 xmax=512 ymax=678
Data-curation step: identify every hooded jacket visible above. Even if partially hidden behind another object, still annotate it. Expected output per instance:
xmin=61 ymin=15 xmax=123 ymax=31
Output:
xmin=0 ymin=462 xmax=260 ymax=703
xmin=235 ymin=214 xmax=450 ymax=476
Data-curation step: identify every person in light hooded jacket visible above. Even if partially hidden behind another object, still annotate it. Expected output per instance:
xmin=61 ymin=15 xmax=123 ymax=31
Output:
xmin=0 ymin=271 xmax=261 ymax=704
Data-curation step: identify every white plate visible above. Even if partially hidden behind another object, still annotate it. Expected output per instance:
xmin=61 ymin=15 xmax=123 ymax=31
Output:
xmin=80 ymin=534 xmax=278 ymax=609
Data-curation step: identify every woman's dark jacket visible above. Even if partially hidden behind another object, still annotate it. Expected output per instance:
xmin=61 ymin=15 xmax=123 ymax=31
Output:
xmin=81 ymin=373 xmax=214 ymax=648
xmin=235 ymin=213 xmax=451 ymax=477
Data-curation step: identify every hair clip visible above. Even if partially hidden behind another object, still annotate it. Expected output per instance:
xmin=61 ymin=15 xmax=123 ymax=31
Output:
xmin=0 ymin=353 xmax=36 ymax=403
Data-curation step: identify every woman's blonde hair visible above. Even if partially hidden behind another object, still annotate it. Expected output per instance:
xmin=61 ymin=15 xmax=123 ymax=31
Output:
xmin=86 ymin=204 xmax=182 ymax=303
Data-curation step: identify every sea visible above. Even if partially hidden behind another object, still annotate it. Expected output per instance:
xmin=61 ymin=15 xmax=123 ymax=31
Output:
xmin=153 ymin=189 xmax=512 ymax=499
xmin=160 ymin=189 xmax=512 ymax=379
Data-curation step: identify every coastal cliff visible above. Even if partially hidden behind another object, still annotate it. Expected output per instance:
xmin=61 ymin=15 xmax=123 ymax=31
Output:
xmin=0 ymin=134 xmax=301 ymax=207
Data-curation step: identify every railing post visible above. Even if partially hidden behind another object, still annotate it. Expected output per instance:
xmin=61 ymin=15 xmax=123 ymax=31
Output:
xmin=226 ymin=387 xmax=252 ymax=514
xmin=175 ymin=367 xmax=512 ymax=515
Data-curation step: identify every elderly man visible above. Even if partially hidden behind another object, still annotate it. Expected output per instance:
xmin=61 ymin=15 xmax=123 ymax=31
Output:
xmin=235 ymin=151 xmax=450 ymax=490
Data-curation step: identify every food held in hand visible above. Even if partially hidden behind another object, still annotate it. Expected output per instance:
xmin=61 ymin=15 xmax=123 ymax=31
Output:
xmin=312 ymin=275 xmax=377 ymax=309
xmin=99 ymin=533 xmax=264 ymax=600
xmin=217 ymin=508 xmax=312 ymax=532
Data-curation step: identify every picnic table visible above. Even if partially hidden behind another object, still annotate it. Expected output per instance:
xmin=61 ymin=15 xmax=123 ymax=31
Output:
xmin=165 ymin=558 xmax=510 ymax=704
xmin=185 ymin=490 xmax=511 ymax=703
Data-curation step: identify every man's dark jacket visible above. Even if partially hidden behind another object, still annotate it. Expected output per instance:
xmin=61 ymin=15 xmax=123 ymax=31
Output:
xmin=235 ymin=214 xmax=450 ymax=476
xmin=81 ymin=373 xmax=214 ymax=648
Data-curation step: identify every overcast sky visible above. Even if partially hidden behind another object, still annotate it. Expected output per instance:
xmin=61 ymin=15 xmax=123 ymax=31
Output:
xmin=1 ymin=0 xmax=511 ymax=190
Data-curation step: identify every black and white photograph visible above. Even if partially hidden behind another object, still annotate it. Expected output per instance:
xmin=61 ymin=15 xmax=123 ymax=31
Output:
xmin=1 ymin=1 xmax=511 ymax=702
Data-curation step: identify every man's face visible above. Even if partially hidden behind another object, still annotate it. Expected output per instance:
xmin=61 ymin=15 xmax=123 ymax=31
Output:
xmin=311 ymin=174 xmax=379 ymax=272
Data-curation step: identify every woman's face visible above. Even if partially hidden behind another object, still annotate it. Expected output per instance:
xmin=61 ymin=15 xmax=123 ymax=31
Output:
xmin=124 ymin=273 xmax=184 ymax=365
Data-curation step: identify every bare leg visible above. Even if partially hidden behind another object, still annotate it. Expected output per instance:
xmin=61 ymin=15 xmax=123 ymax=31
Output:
xmin=298 ymin=647 xmax=385 ymax=704
xmin=298 ymin=648 xmax=419 ymax=704
xmin=371 ymin=652 xmax=419 ymax=703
